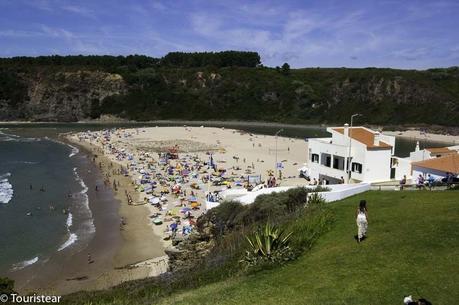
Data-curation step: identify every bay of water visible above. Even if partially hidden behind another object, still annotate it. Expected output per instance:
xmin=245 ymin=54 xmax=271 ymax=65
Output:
xmin=0 ymin=129 xmax=94 ymax=274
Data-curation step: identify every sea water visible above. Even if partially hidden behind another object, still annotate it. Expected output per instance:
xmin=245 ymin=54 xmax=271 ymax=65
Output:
xmin=0 ymin=129 xmax=94 ymax=273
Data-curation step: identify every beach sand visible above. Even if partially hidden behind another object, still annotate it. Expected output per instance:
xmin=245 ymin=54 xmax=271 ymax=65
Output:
xmin=68 ymin=126 xmax=310 ymax=252
xmin=383 ymin=129 xmax=459 ymax=145
xmin=57 ymin=140 xmax=167 ymax=294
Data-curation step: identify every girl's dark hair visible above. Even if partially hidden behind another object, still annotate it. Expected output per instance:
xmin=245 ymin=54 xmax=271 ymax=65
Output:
xmin=359 ymin=200 xmax=367 ymax=212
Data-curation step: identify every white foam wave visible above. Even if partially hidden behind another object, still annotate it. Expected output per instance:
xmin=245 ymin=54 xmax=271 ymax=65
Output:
xmin=72 ymin=168 xmax=95 ymax=234
xmin=0 ymin=131 xmax=40 ymax=142
xmin=68 ymin=144 xmax=79 ymax=157
xmin=57 ymin=233 xmax=78 ymax=251
xmin=11 ymin=256 xmax=39 ymax=270
xmin=66 ymin=212 xmax=73 ymax=228
xmin=0 ymin=172 xmax=13 ymax=204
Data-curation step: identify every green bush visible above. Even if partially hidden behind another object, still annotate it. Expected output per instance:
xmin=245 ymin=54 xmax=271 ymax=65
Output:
xmin=242 ymin=223 xmax=294 ymax=269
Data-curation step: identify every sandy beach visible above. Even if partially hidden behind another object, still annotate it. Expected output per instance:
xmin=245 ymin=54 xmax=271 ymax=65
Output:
xmin=56 ymin=139 xmax=168 ymax=294
xmin=57 ymin=126 xmax=309 ymax=291
xmin=383 ymin=129 xmax=459 ymax=145
xmin=68 ymin=126 xmax=310 ymax=241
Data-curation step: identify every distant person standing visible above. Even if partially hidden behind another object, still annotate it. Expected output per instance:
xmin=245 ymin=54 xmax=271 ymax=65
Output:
xmin=399 ymin=175 xmax=407 ymax=190
xmin=426 ymin=174 xmax=435 ymax=190
xmin=356 ymin=200 xmax=368 ymax=243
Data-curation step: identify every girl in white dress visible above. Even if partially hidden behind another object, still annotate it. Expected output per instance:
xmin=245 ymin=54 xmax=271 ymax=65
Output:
xmin=356 ymin=200 xmax=368 ymax=243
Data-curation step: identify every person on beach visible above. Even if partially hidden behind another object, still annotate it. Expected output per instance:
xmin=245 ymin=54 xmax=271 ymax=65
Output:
xmin=356 ymin=200 xmax=369 ymax=243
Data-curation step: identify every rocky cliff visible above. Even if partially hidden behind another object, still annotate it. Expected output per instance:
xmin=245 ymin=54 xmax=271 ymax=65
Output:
xmin=0 ymin=70 xmax=125 ymax=121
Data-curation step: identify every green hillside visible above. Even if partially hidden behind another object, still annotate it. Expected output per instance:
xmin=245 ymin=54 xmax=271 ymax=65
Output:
xmin=63 ymin=190 xmax=459 ymax=305
xmin=1 ymin=53 xmax=459 ymax=125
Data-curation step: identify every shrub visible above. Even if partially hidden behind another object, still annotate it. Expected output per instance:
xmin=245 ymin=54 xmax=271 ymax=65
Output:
xmin=242 ymin=223 xmax=294 ymax=268
xmin=307 ymin=191 xmax=327 ymax=206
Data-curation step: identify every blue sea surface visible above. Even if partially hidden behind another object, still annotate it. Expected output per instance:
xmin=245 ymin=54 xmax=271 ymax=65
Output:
xmin=0 ymin=130 xmax=93 ymax=273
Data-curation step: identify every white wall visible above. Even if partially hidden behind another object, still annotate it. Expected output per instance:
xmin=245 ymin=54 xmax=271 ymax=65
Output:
xmin=412 ymin=166 xmax=447 ymax=180
xmin=363 ymin=149 xmax=392 ymax=182
xmin=409 ymin=149 xmax=431 ymax=162
xmin=206 ymin=183 xmax=371 ymax=210
xmin=393 ymin=157 xmax=412 ymax=180
xmin=308 ymin=183 xmax=371 ymax=202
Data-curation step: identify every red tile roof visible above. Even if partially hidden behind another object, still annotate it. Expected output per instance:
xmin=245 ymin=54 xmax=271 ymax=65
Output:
xmin=412 ymin=153 xmax=459 ymax=173
xmin=333 ymin=127 xmax=392 ymax=150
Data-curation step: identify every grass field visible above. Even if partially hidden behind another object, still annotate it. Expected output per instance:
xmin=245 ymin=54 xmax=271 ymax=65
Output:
xmin=155 ymin=191 xmax=458 ymax=305
xmin=65 ymin=190 xmax=458 ymax=305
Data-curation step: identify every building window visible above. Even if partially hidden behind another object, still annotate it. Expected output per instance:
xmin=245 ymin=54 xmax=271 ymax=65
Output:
xmin=311 ymin=153 xmax=319 ymax=163
xmin=352 ymin=162 xmax=363 ymax=174
xmin=321 ymin=153 xmax=331 ymax=167
xmin=333 ymin=156 xmax=345 ymax=170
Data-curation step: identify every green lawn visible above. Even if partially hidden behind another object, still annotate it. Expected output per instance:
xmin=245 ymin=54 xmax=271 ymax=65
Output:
xmin=156 ymin=191 xmax=458 ymax=305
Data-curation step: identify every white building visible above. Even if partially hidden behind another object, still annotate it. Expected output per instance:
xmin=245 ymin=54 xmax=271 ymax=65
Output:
xmin=409 ymin=142 xmax=459 ymax=162
xmin=307 ymin=125 xmax=395 ymax=183
xmin=389 ymin=143 xmax=459 ymax=181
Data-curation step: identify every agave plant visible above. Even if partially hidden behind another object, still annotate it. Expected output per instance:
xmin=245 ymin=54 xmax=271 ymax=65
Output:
xmin=243 ymin=223 xmax=294 ymax=267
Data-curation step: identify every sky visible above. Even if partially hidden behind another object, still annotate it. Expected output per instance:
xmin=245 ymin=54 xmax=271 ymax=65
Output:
xmin=0 ymin=0 xmax=458 ymax=69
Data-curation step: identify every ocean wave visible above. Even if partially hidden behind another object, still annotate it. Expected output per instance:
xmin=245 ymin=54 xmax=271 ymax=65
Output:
xmin=57 ymin=233 xmax=78 ymax=251
xmin=68 ymin=144 xmax=79 ymax=157
xmin=66 ymin=212 xmax=73 ymax=228
xmin=0 ymin=131 xmax=41 ymax=143
xmin=4 ymin=161 xmax=38 ymax=165
xmin=11 ymin=256 xmax=39 ymax=271
xmin=0 ymin=172 xmax=13 ymax=204
xmin=72 ymin=168 xmax=95 ymax=234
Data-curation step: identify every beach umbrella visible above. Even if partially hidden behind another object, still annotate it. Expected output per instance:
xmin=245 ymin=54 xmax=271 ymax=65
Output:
xmin=180 ymin=207 xmax=192 ymax=213
xmin=150 ymin=197 xmax=160 ymax=204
